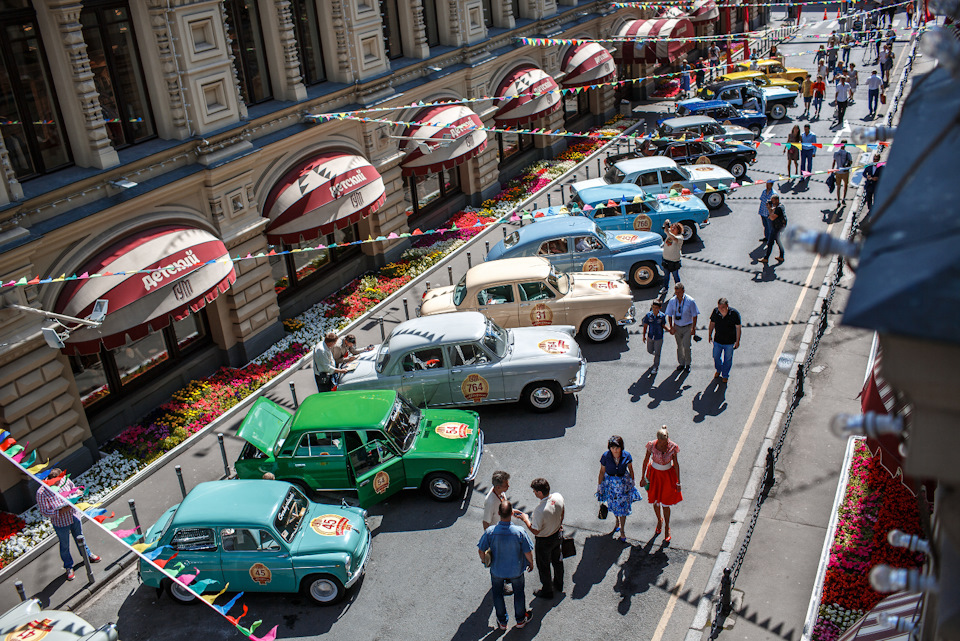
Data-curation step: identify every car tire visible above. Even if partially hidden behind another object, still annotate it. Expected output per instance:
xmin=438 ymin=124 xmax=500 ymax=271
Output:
xmin=728 ymin=161 xmax=747 ymax=178
xmin=680 ymin=220 xmax=699 ymax=242
xmin=424 ymin=472 xmax=461 ymax=502
xmin=582 ymin=315 xmax=615 ymax=343
xmin=302 ymin=574 xmax=346 ymax=605
xmin=770 ymin=103 xmax=787 ymax=120
xmin=166 ymin=579 xmax=198 ymax=605
xmin=705 ymin=191 xmax=725 ymax=210
xmin=749 ymin=125 xmax=762 ymax=138
xmin=629 ymin=261 xmax=658 ymax=289
xmin=522 ymin=381 xmax=563 ymax=413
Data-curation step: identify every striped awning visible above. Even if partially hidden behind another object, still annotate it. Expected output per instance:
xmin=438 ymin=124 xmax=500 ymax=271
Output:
xmin=494 ymin=65 xmax=562 ymax=127
xmin=400 ymin=104 xmax=487 ymax=177
xmin=54 ymin=225 xmax=236 ymax=355
xmin=691 ymin=0 xmax=720 ymax=22
xmin=837 ymin=592 xmax=922 ymax=641
xmin=561 ymin=43 xmax=616 ymax=88
xmin=617 ymin=18 xmax=696 ymax=64
xmin=263 ymin=152 xmax=385 ymax=245
xmin=658 ymin=5 xmax=688 ymax=19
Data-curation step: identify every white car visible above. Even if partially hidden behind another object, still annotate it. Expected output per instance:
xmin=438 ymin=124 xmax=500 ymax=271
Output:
xmin=571 ymin=156 xmax=735 ymax=210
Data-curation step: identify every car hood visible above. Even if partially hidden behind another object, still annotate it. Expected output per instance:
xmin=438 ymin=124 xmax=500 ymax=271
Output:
xmin=604 ymin=230 xmax=663 ymax=250
xmin=572 ymin=178 xmax=608 ymax=192
xmin=760 ymin=86 xmax=796 ymax=100
xmin=236 ymin=397 xmax=292 ymax=455
xmin=292 ymin=503 xmax=368 ymax=557
xmin=410 ymin=409 xmax=481 ymax=456
xmin=337 ymin=351 xmax=379 ymax=387
xmin=566 ymin=272 xmax=632 ymax=300
xmin=507 ymin=326 xmax=583 ymax=362
xmin=719 ymin=124 xmax=754 ymax=137
xmin=682 ymin=164 xmax=735 ymax=184
xmin=419 ymin=287 xmax=458 ymax=316
xmin=0 ymin=600 xmax=117 ymax=641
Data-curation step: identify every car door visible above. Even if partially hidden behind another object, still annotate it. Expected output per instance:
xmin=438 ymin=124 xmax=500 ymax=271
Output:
xmin=399 ymin=346 xmax=452 ymax=407
xmin=720 ymin=87 xmax=742 ymax=107
xmin=635 ymin=169 xmax=663 ymax=195
xmin=278 ymin=431 xmax=351 ymax=490
xmin=219 ymin=527 xmax=296 ymax=593
xmin=167 ymin=527 xmax=225 ymax=588
xmin=475 ymin=283 xmax=519 ymax=328
xmin=447 ymin=342 xmax=506 ymax=403
xmin=348 ymin=434 xmax=406 ymax=506
xmin=626 ymin=200 xmax=662 ymax=234
xmin=570 ymin=234 xmax=607 ymax=270
xmin=660 ymin=167 xmax=691 ymax=193
xmin=517 ymin=279 xmax=567 ymax=327
xmin=536 ymin=237 xmax=574 ymax=271
xmin=667 ymin=142 xmax=690 ymax=164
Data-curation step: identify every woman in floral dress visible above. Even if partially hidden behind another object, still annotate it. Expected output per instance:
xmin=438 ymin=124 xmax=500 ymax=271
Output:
xmin=640 ymin=427 xmax=683 ymax=544
xmin=596 ymin=435 xmax=643 ymax=542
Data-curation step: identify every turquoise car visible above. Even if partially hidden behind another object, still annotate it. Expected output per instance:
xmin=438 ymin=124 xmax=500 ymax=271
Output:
xmin=139 ymin=480 xmax=370 ymax=605
xmin=535 ymin=183 xmax=710 ymax=242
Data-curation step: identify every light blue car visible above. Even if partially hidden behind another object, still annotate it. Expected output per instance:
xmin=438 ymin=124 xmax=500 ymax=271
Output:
xmin=487 ymin=216 xmax=664 ymax=289
xmin=530 ymin=183 xmax=710 ymax=242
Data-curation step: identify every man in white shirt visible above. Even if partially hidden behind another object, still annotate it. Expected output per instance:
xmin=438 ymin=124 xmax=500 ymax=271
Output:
xmin=313 ymin=332 xmax=349 ymax=392
xmin=665 ymin=283 xmax=700 ymax=371
xmin=866 ymin=70 xmax=883 ymax=117
xmin=834 ymin=77 xmax=851 ymax=124
xmin=514 ymin=478 xmax=565 ymax=599
xmin=831 ymin=140 xmax=853 ymax=206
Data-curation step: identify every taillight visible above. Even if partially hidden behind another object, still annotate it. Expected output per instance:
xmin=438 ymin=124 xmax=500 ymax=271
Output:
xmin=422 ymin=291 xmax=427 ymax=300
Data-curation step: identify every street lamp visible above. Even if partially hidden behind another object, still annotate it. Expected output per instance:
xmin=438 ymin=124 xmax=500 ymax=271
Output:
xmin=5 ymin=300 xmax=108 ymax=349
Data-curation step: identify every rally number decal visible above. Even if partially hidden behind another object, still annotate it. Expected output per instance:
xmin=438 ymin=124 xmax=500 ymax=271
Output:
xmin=461 ymin=374 xmax=490 ymax=403
xmin=435 ymin=422 xmax=473 ymax=439
xmin=311 ymin=514 xmax=353 ymax=537
xmin=537 ymin=339 xmax=571 ymax=354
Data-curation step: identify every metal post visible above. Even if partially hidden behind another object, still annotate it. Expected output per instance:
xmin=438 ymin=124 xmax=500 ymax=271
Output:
xmin=77 ymin=535 xmax=94 ymax=583
xmin=447 ymin=265 xmax=453 ymax=285
xmin=378 ymin=317 xmax=385 ymax=341
xmin=127 ymin=499 xmax=141 ymax=536
xmin=586 ymin=166 xmax=590 ymax=179
xmin=289 ymin=382 xmax=299 ymax=409
xmin=794 ymin=363 xmax=805 ymax=406
xmin=597 ymin=158 xmax=602 ymax=174
xmin=217 ymin=433 xmax=230 ymax=478
xmin=763 ymin=447 xmax=776 ymax=493
xmin=520 ymin=212 xmax=525 ymax=226
xmin=426 ymin=281 xmax=431 ymax=290
xmin=14 ymin=581 xmax=25 ymax=602
xmin=502 ymin=227 xmax=507 ymax=238
xmin=175 ymin=465 xmax=186 ymax=498
xmin=485 ymin=241 xmax=490 ymax=256
xmin=467 ymin=252 xmax=472 ymax=268
xmin=402 ymin=298 xmax=410 ymax=320
xmin=547 ymin=193 xmax=552 ymax=207
xmin=719 ymin=567 xmax=733 ymax=616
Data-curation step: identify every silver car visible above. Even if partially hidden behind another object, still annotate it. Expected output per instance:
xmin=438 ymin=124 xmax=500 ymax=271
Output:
xmin=337 ymin=312 xmax=586 ymax=413
xmin=0 ymin=599 xmax=117 ymax=641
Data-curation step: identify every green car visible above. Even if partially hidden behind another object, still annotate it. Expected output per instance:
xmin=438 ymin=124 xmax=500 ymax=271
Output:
xmin=234 ymin=390 xmax=483 ymax=506
xmin=138 ymin=480 xmax=370 ymax=605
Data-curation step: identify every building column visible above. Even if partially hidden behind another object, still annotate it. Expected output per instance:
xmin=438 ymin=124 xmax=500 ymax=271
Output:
xmin=464 ymin=138 xmax=501 ymax=205
xmin=0 ymin=137 xmax=23 ymax=205
xmin=594 ymin=83 xmax=618 ymax=122
xmin=409 ymin=0 xmax=431 ymax=59
xmin=262 ymin=0 xmax=308 ymax=102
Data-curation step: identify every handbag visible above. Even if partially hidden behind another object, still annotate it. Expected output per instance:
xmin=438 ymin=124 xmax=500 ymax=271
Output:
xmin=483 ymin=549 xmax=492 ymax=568
xmin=880 ymin=93 xmax=887 ymax=104
xmin=826 ymin=172 xmax=836 ymax=193
xmin=597 ymin=503 xmax=609 ymax=520
xmin=561 ymin=535 xmax=576 ymax=558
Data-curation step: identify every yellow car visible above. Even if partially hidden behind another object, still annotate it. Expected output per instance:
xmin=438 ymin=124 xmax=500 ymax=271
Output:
xmin=733 ymin=59 xmax=809 ymax=85
xmin=720 ymin=70 xmax=800 ymax=93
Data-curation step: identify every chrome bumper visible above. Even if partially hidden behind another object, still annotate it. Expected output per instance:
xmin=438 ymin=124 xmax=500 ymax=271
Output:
xmin=563 ymin=360 xmax=587 ymax=393
xmin=346 ymin=528 xmax=372 ymax=588
xmin=465 ymin=428 xmax=484 ymax=482
xmin=618 ymin=304 xmax=637 ymax=326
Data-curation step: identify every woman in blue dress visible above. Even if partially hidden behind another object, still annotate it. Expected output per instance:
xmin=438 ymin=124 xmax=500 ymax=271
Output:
xmin=596 ymin=435 xmax=643 ymax=542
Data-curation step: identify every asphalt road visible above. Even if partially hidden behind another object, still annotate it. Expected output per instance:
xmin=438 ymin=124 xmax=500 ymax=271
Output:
xmin=75 ymin=10 xmax=911 ymax=641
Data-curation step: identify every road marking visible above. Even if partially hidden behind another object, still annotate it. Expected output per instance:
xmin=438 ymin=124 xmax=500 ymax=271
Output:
xmin=830 ymin=119 xmax=850 ymax=146
xmin=761 ymin=126 xmax=775 ymax=141
xmin=828 ymin=20 xmax=838 ymax=29
xmin=649 ymin=245 xmax=829 ymax=641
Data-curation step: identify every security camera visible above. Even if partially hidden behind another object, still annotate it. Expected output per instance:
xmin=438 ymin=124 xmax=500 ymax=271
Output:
xmin=87 ymin=299 xmax=108 ymax=324
xmin=42 ymin=327 xmax=66 ymax=350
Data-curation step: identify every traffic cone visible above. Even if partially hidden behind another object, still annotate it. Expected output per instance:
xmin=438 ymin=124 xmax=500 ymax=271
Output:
xmin=824 ymin=7 xmax=828 ymax=20
xmin=837 ymin=7 xmax=841 ymax=17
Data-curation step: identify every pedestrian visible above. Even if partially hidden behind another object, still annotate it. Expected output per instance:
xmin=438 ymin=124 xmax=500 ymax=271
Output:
xmin=770 ymin=44 xmax=784 ymax=64
xmin=878 ymin=44 xmax=889 ymax=78
xmin=665 ymin=283 xmax=699 ymax=371
xmin=800 ymin=124 xmax=817 ymax=175
xmin=835 ymin=76 xmax=851 ymax=124
xmin=642 ymin=300 xmax=667 ymax=376
xmin=785 ymin=124 xmax=801 ymax=178
xmin=36 ymin=470 xmax=102 ymax=581
xmin=680 ymin=61 xmax=691 ymax=98
xmin=639 ymin=427 xmax=682 ymax=544
xmin=708 ymin=298 xmax=742 ymax=383
xmin=831 ymin=140 xmax=853 ymax=206
xmin=906 ymin=0 xmax=914 ymax=27
xmin=882 ymin=44 xmax=894 ymax=85
xmin=759 ymin=195 xmax=786 ymax=264
xmin=709 ymin=43 xmax=720 ymax=79
xmin=482 ymin=471 xmax=515 ymax=595
xmin=814 ymin=44 xmax=827 ymax=66
xmin=513 ymin=478 xmax=565 ymax=599
xmin=817 ymin=59 xmax=829 ymax=85
xmin=758 ymin=179 xmax=775 ymax=242
xmin=863 ymin=152 xmax=884 ymax=213
xmin=866 ymin=69 xmax=883 ymax=117
xmin=478 ymin=501 xmax=534 ymax=630
xmin=313 ymin=332 xmax=350 ymax=392
xmin=332 ymin=334 xmax=368 ymax=367
xmin=848 ymin=63 xmax=858 ymax=103
xmin=827 ymin=38 xmax=839 ymax=79
xmin=801 ymin=76 xmax=813 ymax=117
xmin=262 ymin=472 xmax=276 ymax=480
xmin=596 ymin=435 xmax=642 ymax=542
xmin=660 ymin=220 xmax=683 ymax=296
xmin=812 ymin=76 xmax=826 ymax=119
xmin=695 ymin=59 xmax=706 ymax=89
xmin=842 ymin=33 xmax=853 ymax=64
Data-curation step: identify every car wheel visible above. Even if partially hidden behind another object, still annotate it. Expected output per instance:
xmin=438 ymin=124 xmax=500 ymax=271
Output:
xmin=680 ymin=220 xmax=699 ymax=242
xmin=166 ymin=579 xmax=198 ymax=605
xmin=583 ymin=315 xmax=615 ymax=343
xmin=424 ymin=472 xmax=461 ymax=502
xmin=728 ymin=161 xmax=747 ymax=178
xmin=749 ymin=125 xmax=762 ymax=138
xmin=303 ymin=574 xmax=346 ymax=605
xmin=522 ymin=381 xmax=563 ymax=413
xmin=770 ymin=103 xmax=787 ymax=120
xmin=705 ymin=191 xmax=725 ymax=210
xmin=629 ymin=262 xmax=657 ymax=289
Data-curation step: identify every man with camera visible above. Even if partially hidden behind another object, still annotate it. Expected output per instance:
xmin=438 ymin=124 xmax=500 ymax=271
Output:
xmin=664 ymin=283 xmax=700 ymax=372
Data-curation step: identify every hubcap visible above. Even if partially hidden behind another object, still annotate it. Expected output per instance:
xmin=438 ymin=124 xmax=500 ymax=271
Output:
xmin=310 ymin=578 xmax=339 ymax=603
xmin=681 ymin=224 xmax=694 ymax=241
xmin=430 ymin=477 xmax=454 ymax=499
xmin=707 ymin=193 xmax=723 ymax=208
xmin=634 ymin=267 xmax=653 ymax=286
xmin=530 ymin=387 xmax=555 ymax=409
xmin=772 ymin=105 xmax=786 ymax=119
xmin=171 ymin=582 xmax=194 ymax=602
xmin=731 ymin=163 xmax=745 ymax=178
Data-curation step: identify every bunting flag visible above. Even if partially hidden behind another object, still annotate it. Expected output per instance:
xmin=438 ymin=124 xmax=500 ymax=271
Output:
xmin=251 ymin=625 xmax=279 ymax=641
xmin=102 ymin=516 xmax=130 ymax=531
xmin=214 ymin=592 xmax=245 ymax=616
xmin=201 ymin=584 xmax=230 ymax=605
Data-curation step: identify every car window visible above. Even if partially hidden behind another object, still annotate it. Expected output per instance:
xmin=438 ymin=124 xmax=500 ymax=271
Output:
xmin=668 ymin=145 xmax=687 ymax=158
xmin=401 ymin=347 xmax=446 ymax=372
xmin=295 ymin=431 xmax=343 ymax=457
xmin=452 ymin=274 xmax=467 ymax=306
xmin=349 ymin=439 xmax=397 ymax=477
xmin=483 ymin=319 xmax=508 ymax=357
xmin=638 ymin=171 xmax=660 ymax=188
xmin=221 ymin=528 xmax=282 ymax=552
xmin=592 ymin=206 xmax=619 ymax=219
xmin=451 ymin=342 xmax=491 ymax=367
xmin=721 ymin=89 xmax=737 ymax=101
xmin=661 ymin=169 xmax=686 ymax=183
xmin=574 ymin=236 xmax=603 ymax=252
xmin=518 ymin=281 xmax=556 ymax=301
xmin=504 ymin=231 xmax=520 ymax=248
xmin=657 ymin=123 xmax=673 ymax=136
xmin=537 ymin=239 xmax=568 ymax=256
xmin=770 ymin=64 xmax=785 ymax=73
xmin=171 ymin=527 xmax=217 ymax=552
xmin=477 ymin=284 xmax=514 ymax=306
xmin=603 ymin=165 xmax=624 ymax=183
xmin=625 ymin=201 xmax=652 ymax=215
xmin=274 ymin=487 xmax=308 ymax=543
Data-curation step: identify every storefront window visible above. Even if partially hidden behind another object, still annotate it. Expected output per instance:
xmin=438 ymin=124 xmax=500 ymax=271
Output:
xmin=404 ymin=168 xmax=462 ymax=221
xmin=72 ymin=353 xmax=109 ymax=408
xmin=564 ymin=90 xmax=591 ymax=126
xmin=0 ymin=5 xmax=72 ymax=180
xmin=224 ymin=0 xmax=272 ymax=104
xmin=272 ymin=223 xmax=362 ymax=297
xmin=482 ymin=0 xmax=494 ymax=27
xmin=380 ymin=0 xmax=403 ymax=60
xmin=496 ymin=131 xmax=533 ymax=166
xmin=290 ymin=0 xmax=327 ymax=85
xmin=423 ymin=0 xmax=440 ymax=46
xmin=116 ymin=331 xmax=169 ymax=386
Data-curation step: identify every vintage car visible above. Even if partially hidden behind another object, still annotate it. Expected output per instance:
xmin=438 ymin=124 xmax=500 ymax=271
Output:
xmin=572 ymin=156 xmax=735 ymax=210
xmin=234 ymin=390 xmax=482 ymax=505
xmin=419 ymin=258 xmax=636 ymax=342
xmin=720 ymin=70 xmax=800 ymax=93
xmin=657 ymin=115 xmax=758 ymax=143
xmin=671 ymin=99 xmax=769 ymax=131
xmin=487 ymin=216 xmax=663 ymax=287
xmin=698 ymin=78 xmax=796 ymax=120
xmin=605 ymin=138 xmax=757 ymax=179
xmin=733 ymin=58 xmax=809 ymax=84
xmin=0 ymin=600 xmax=117 ymax=641
xmin=338 ymin=312 xmax=586 ymax=412
xmin=139 ymin=480 xmax=370 ymax=605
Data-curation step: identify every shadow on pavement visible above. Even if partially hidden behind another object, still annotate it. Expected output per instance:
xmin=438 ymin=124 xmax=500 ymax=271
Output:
xmin=475 ymin=399 xmax=578 ymax=444
xmin=569 ymin=534 xmax=629 ymax=600
xmin=613 ymin=538 xmax=670 ymax=615
xmin=644 ymin=368 xmax=693 ymax=409
xmin=369 ymin=491 xmax=470 ymax=534
xmin=691 ymin=380 xmax=729 ymax=423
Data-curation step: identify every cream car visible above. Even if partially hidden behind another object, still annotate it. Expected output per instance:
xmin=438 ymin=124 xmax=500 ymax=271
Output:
xmin=418 ymin=257 xmax=636 ymax=343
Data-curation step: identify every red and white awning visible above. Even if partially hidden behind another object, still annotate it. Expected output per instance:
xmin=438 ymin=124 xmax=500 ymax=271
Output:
xmin=263 ymin=152 xmax=385 ymax=245
xmin=494 ymin=65 xmax=562 ymax=127
xmin=617 ymin=18 xmax=696 ymax=64
xmin=54 ymin=225 xmax=236 ymax=355
xmin=658 ymin=5 xmax=688 ymax=19
xmin=691 ymin=0 xmax=720 ymax=22
xmin=561 ymin=43 xmax=616 ymax=88
xmin=400 ymin=104 xmax=487 ymax=177
xmin=837 ymin=592 xmax=922 ymax=641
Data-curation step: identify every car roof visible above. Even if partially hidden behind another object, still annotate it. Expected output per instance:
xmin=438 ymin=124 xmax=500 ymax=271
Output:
xmin=172 ymin=480 xmax=292 ymax=528
xmin=704 ymin=79 xmax=751 ymax=90
xmin=612 ymin=156 xmax=679 ymax=172
xmin=514 ymin=216 xmax=600 ymax=241
xmin=290 ymin=390 xmax=396 ymax=431
xmin=576 ymin=183 xmax=646 ymax=203
xmin=682 ymin=100 xmax=732 ymax=110
xmin=661 ymin=115 xmax=716 ymax=127
xmin=390 ymin=310 xmax=490 ymax=351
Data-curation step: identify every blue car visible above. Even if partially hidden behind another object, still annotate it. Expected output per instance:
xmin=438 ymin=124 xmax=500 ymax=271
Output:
xmin=487 ymin=216 xmax=664 ymax=289
xmin=661 ymin=99 xmax=767 ymax=135
xmin=531 ymin=184 xmax=710 ymax=242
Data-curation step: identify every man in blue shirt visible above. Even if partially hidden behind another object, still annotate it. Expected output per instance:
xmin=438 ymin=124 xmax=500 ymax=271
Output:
xmin=800 ymin=125 xmax=817 ymax=177
xmin=757 ymin=180 xmax=775 ymax=243
xmin=665 ymin=283 xmax=700 ymax=371
xmin=642 ymin=300 xmax=667 ymax=375
xmin=478 ymin=500 xmax=534 ymax=630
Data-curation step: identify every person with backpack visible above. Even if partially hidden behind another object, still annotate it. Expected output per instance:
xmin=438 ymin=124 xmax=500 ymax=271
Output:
xmin=831 ymin=140 xmax=854 ymax=206
xmin=759 ymin=195 xmax=786 ymax=264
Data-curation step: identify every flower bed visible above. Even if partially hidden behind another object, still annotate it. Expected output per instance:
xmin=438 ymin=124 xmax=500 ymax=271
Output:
xmin=810 ymin=440 xmax=926 ymax=641
xmin=0 ymin=116 xmax=636 ymax=564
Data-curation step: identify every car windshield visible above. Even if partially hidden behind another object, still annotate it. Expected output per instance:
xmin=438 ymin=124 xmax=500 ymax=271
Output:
xmin=375 ymin=343 xmax=390 ymax=374
xmin=504 ymin=232 xmax=520 ymax=248
xmin=452 ymin=275 xmax=467 ymax=306
xmin=483 ymin=319 xmax=508 ymax=357
xmin=567 ymin=194 xmax=584 ymax=210
xmin=676 ymin=105 xmax=691 ymax=116
xmin=548 ymin=266 xmax=571 ymax=295
xmin=274 ymin=487 xmax=309 ymax=543
xmin=272 ymin=417 xmax=295 ymax=458
xmin=384 ymin=394 xmax=421 ymax=452
xmin=701 ymin=88 xmax=717 ymax=99
xmin=658 ymin=123 xmax=673 ymax=136
xmin=604 ymin=165 xmax=624 ymax=184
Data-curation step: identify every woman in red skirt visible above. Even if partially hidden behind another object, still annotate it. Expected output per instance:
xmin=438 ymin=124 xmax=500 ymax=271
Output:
xmin=640 ymin=426 xmax=683 ymax=544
